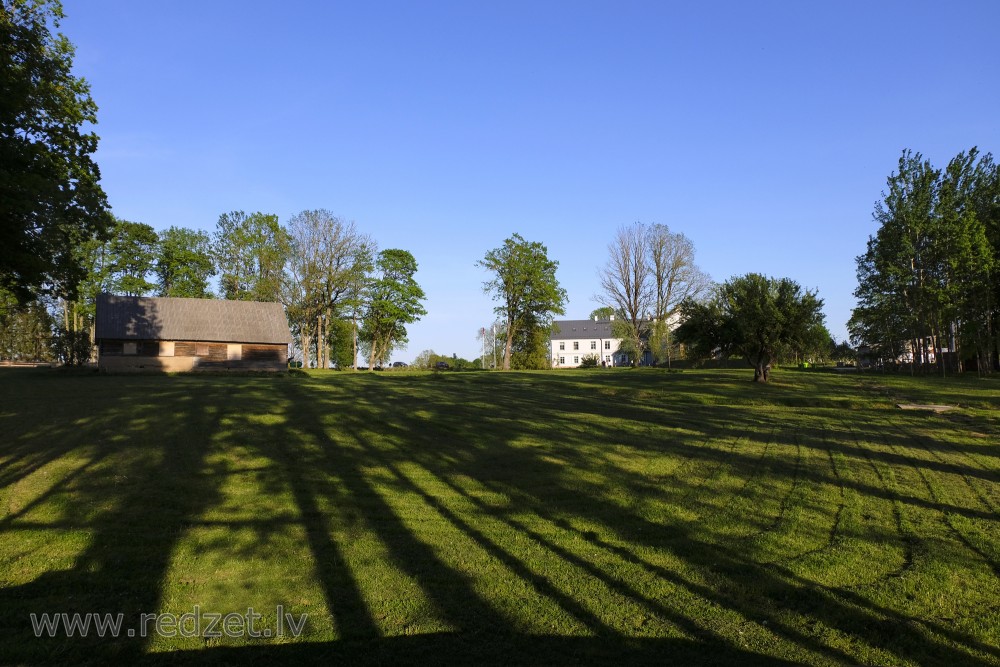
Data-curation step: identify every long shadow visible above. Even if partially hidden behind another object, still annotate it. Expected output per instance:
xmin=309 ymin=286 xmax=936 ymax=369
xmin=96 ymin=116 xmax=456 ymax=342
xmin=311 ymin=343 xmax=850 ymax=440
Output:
xmin=148 ymin=632 xmax=798 ymax=666
xmin=0 ymin=374 xmax=227 ymax=664
xmin=327 ymin=371 xmax=1000 ymax=665
xmin=246 ymin=380 xmax=516 ymax=642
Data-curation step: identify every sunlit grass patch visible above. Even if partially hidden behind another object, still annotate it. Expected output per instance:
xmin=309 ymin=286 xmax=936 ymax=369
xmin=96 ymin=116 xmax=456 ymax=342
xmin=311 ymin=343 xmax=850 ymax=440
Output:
xmin=0 ymin=367 xmax=997 ymax=664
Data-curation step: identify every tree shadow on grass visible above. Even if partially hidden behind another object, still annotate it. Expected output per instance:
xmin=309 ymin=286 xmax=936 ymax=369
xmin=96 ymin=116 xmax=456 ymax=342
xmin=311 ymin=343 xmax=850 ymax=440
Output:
xmin=277 ymin=371 xmax=999 ymax=666
xmin=0 ymin=374 xmax=229 ymax=664
xmin=147 ymin=632 xmax=798 ymax=666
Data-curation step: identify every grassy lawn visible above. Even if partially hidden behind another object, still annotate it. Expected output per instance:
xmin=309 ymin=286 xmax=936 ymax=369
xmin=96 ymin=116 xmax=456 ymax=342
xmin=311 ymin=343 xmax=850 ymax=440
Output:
xmin=0 ymin=367 xmax=997 ymax=665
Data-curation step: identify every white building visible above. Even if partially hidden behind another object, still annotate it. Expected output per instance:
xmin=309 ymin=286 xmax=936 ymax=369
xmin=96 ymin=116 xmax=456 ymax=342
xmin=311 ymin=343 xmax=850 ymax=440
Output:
xmin=549 ymin=316 xmax=631 ymax=368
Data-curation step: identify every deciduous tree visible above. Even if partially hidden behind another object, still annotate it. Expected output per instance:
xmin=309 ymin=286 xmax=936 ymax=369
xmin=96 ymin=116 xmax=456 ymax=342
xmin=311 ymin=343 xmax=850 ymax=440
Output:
xmin=156 ymin=227 xmax=215 ymax=298
xmin=0 ymin=0 xmax=112 ymax=302
xmin=478 ymin=234 xmax=567 ymax=370
xmin=676 ymin=274 xmax=825 ymax=382
xmin=214 ymin=211 xmax=289 ymax=303
xmin=597 ymin=223 xmax=652 ymax=366
xmin=360 ymin=249 xmax=426 ymax=369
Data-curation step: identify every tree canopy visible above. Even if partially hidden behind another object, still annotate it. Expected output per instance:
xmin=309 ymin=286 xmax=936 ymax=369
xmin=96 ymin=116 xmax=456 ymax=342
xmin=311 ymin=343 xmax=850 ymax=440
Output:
xmin=849 ymin=148 xmax=999 ymax=373
xmin=597 ymin=222 xmax=710 ymax=366
xmin=478 ymin=234 xmax=567 ymax=370
xmin=676 ymin=273 xmax=825 ymax=382
xmin=360 ymin=249 xmax=426 ymax=369
xmin=214 ymin=211 xmax=289 ymax=302
xmin=156 ymin=226 xmax=215 ymax=298
xmin=1 ymin=0 xmax=112 ymax=302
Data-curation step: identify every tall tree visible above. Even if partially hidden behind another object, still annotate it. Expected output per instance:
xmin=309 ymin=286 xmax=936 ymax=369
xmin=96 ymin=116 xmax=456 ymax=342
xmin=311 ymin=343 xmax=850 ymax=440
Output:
xmin=214 ymin=211 xmax=289 ymax=302
xmin=359 ymin=249 xmax=426 ymax=369
xmin=676 ymin=273 xmax=825 ymax=382
xmin=597 ymin=223 xmax=653 ymax=366
xmin=850 ymin=148 xmax=998 ymax=373
xmin=106 ymin=219 xmax=158 ymax=297
xmin=156 ymin=227 xmax=215 ymax=298
xmin=478 ymin=234 xmax=567 ymax=371
xmin=0 ymin=0 xmax=112 ymax=302
xmin=284 ymin=210 xmax=373 ymax=369
xmin=646 ymin=224 xmax=712 ymax=366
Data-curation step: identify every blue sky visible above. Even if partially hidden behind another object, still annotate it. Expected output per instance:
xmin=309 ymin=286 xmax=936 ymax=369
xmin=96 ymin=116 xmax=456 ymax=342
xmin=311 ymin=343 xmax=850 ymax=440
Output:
xmin=65 ymin=1 xmax=1000 ymax=361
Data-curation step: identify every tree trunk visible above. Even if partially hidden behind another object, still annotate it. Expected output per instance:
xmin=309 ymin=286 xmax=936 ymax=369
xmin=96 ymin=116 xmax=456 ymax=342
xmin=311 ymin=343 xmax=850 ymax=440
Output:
xmin=302 ymin=321 xmax=311 ymax=370
xmin=325 ymin=307 xmax=332 ymax=370
xmin=504 ymin=327 xmax=513 ymax=371
xmin=352 ymin=312 xmax=358 ymax=371
xmin=316 ymin=315 xmax=323 ymax=369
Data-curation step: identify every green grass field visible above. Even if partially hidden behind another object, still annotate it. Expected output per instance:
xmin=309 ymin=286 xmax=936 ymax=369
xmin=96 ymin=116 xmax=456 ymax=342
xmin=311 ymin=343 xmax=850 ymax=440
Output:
xmin=0 ymin=367 xmax=997 ymax=665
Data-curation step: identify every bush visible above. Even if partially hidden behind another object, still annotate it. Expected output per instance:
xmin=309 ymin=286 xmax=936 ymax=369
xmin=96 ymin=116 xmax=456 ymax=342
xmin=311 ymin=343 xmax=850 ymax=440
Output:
xmin=51 ymin=328 xmax=93 ymax=366
xmin=579 ymin=354 xmax=600 ymax=368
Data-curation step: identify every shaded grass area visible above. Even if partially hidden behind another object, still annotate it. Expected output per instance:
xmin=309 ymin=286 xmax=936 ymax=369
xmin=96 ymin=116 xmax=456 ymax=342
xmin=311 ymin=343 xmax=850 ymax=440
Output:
xmin=0 ymin=367 xmax=997 ymax=665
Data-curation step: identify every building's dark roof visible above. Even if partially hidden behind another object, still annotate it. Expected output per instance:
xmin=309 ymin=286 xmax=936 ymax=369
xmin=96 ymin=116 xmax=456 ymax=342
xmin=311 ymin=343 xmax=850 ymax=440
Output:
xmin=550 ymin=319 xmax=616 ymax=340
xmin=95 ymin=294 xmax=292 ymax=344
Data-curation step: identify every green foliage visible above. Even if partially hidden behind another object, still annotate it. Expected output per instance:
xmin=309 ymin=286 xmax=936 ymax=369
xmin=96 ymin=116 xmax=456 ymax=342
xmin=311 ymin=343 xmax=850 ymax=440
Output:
xmin=214 ymin=211 xmax=290 ymax=302
xmin=578 ymin=353 xmax=599 ymax=368
xmin=850 ymin=148 xmax=999 ymax=372
xmin=49 ymin=325 xmax=91 ymax=365
xmin=0 ymin=0 xmax=113 ymax=302
xmin=155 ymin=227 xmax=215 ymax=298
xmin=478 ymin=233 xmax=567 ymax=370
xmin=328 ymin=316 xmax=354 ymax=369
xmin=106 ymin=219 xmax=158 ymax=296
xmin=589 ymin=306 xmax=615 ymax=320
xmin=676 ymin=274 xmax=825 ymax=382
xmin=0 ymin=290 xmax=53 ymax=361
xmin=509 ymin=318 xmax=552 ymax=370
xmin=360 ymin=249 xmax=427 ymax=368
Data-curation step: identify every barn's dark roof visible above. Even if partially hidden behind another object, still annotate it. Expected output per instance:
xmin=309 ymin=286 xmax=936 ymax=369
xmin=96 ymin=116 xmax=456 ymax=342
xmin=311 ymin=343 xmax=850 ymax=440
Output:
xmin=550 ymin=319 xmax=616 ymax=340
xmin=95 ymin=294 xmax=292 ymax=344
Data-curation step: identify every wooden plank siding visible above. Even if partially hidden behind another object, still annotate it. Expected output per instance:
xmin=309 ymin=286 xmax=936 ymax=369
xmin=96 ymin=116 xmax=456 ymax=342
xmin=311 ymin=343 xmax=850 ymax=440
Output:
xmin=97 ymin=340 xmax=287 ymax=372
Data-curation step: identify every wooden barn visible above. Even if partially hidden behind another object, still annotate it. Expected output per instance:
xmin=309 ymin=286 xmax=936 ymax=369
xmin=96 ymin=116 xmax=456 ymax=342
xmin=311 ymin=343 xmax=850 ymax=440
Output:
xmin=95 ymin=294 xmax=292 ymax=372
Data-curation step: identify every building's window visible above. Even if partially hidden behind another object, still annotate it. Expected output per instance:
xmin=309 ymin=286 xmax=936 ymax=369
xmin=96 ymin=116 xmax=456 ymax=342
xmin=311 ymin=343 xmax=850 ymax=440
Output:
xmin=196 ymin=343 xmax=209 ymax=356
xmin=573 ymin=341 xmax=579 ymax=350
xmin=123 ymin=342 xmax=137 ymax=355
xmin=559 ymin=342 xmax=565 ymax=351
xmin=604 ymin=341 xmax=610 ymax=349
xmin=559 ymin=356 xmax=565 ymax=365
xmin=573 ymin=356 xmax=579 ymax=364
xmin=605 ymin=355 xmax=611 ymax=363
xmin=590 ymin=341 xmax=596 ymax=350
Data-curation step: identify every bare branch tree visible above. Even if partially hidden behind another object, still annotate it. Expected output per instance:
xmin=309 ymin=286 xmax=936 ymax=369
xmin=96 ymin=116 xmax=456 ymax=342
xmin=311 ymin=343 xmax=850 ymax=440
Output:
xmin=646 ymin=224 xmax=712 ymax=366
xmin=597 ymin=222 xmax=653 ymax=366
xmin=285 ymin=210 xmax=373 ymax=369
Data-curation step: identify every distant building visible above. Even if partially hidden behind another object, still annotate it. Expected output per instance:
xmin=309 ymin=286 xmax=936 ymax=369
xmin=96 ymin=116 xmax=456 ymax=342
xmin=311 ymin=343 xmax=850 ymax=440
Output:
xmin=95 ymin=294 xmax=292 ymax=372
xmin=550 ymin=315 xmax=635 ymax=368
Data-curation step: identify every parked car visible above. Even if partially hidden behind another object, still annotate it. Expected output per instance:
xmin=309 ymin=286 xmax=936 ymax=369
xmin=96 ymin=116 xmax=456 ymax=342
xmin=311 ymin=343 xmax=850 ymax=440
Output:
xmin=434 ymin=361 xmax=450 ymax=370
xmin=392 ymin=361 xmax=408 ymax=368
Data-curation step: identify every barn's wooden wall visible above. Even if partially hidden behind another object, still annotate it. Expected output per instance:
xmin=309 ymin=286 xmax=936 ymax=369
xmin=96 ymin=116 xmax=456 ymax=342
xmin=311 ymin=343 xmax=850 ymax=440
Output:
xmin=97 ymin=340 xmax=287 ymax=372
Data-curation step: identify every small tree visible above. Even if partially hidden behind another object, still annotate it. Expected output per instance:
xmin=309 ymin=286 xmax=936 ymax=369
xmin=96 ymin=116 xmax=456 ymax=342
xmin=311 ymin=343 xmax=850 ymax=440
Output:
xmin=51 ymin=326 xmax=92 ymax=366
xmin=676 ymin=274 xmax=825 ymax=382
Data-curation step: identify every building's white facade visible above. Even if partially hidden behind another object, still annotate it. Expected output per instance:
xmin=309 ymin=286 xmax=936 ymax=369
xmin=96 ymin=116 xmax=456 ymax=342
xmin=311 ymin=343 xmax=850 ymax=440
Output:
xmin=550 ymin=313 xmax=682 ymax=368
xmin=549 ymin=317 xmax=628 ymax=368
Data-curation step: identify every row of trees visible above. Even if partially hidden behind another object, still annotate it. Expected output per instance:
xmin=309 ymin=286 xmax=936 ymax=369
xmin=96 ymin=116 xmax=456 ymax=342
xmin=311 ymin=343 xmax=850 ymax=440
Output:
xmin=0 ymin=208 xmax=427 ymax=368
xmin=849 ymin=148 xmax=1000 ymax=373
